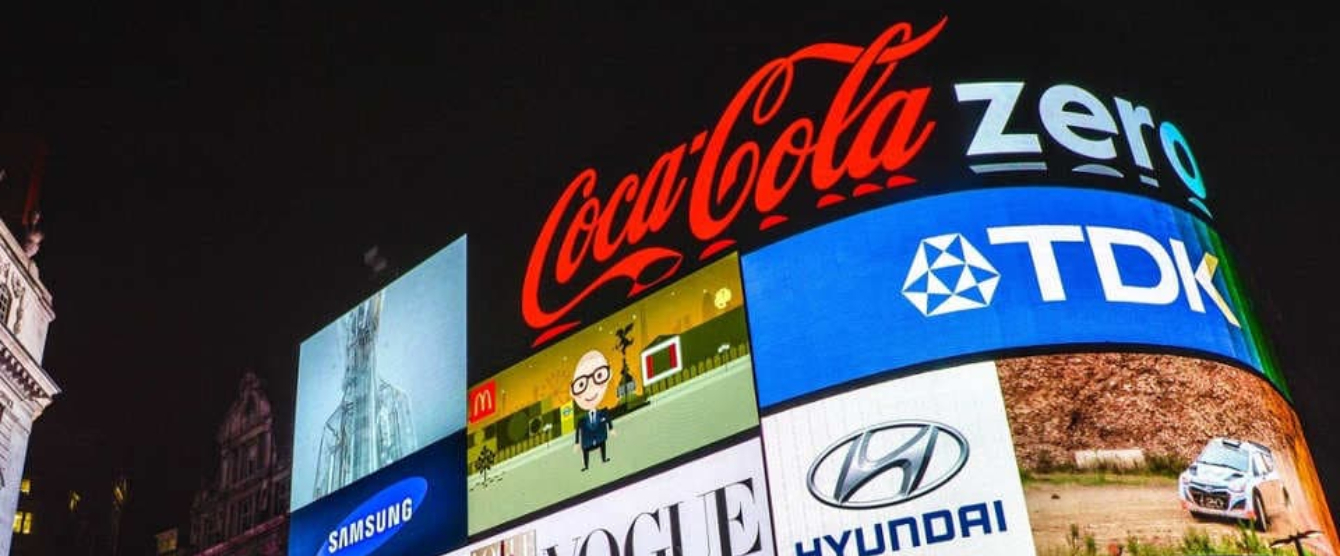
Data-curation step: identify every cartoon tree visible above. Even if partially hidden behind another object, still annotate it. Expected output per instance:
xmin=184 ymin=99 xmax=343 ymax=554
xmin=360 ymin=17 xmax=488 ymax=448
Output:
xmin=474 ymin=445 xmax=497 ymax=483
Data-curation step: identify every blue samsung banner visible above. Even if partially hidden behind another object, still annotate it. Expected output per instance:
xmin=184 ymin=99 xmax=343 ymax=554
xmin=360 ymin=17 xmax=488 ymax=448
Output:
xmin=742 ymin=186 xmax=1279 ymax=409
xmin=288 ymin=432 xmax=466 ymax=556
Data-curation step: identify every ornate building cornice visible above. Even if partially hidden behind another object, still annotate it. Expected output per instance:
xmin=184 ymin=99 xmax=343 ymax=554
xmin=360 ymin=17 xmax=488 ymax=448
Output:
xmin=0 ymin=327 xmax=57 ymax=408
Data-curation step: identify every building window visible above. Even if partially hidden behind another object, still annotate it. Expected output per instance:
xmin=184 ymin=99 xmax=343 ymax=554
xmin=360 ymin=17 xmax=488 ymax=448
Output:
xmin=0 ymin=284 xmax=11 ymax=329
xmin=69 ymin=490 xmax=81 ymax=513
xmin=19 ymin=478 xmax=30 ymax=494
xmin=246 ymin=444 xmax=259 ymax=478
xmin=12 ymin=511 xmax=32 ymax=535
xmin=240 ymin=497 xmax=253 ymax=530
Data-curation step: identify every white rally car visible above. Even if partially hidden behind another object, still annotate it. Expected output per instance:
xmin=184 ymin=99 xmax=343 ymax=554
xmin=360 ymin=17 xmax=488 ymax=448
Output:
xmin=1178 ymin=437 xmax=1290 ymax=531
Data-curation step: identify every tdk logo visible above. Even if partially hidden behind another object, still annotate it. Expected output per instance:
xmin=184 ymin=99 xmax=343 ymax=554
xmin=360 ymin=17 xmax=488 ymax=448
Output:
xmin=320 ymin=477 xmax=427 ymax=556
xmin=901 ymin=234 xmax=999 ymax=316
xmin=901 ymin=224 xmax=1240 ymax=327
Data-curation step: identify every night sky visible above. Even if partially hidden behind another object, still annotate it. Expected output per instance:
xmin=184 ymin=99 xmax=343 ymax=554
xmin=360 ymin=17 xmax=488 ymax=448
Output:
xmin=3 ymin=3 xmax=1337 ymax=553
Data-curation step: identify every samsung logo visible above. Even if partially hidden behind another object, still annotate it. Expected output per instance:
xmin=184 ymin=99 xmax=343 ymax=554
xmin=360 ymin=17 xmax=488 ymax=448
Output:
xmin=320 ymin=477 xmax=428 ymax=556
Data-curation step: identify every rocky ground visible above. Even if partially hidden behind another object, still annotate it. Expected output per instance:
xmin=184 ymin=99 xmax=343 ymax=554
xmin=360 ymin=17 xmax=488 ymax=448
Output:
xmin=997 ymin=352 xmax=1293 ymax=470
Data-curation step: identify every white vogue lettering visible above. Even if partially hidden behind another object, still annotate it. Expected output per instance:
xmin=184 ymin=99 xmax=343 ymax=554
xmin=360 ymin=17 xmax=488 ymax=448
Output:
xmin=540 ymin=478 xmax=764 ymax=556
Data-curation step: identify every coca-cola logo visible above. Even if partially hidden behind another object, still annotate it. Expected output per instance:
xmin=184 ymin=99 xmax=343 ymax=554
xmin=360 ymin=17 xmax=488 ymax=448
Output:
xmin=522 ymin=18 xmax=947 ymax=346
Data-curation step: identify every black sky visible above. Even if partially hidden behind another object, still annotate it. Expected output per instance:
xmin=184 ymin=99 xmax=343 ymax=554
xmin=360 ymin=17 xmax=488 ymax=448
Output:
xmin=3 ymin=3 xmax=1338 ymax=553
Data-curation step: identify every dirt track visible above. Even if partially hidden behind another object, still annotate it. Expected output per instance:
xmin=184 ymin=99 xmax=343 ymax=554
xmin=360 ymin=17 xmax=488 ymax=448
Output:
xmin=998 ymin=353 xmax=1339 ymax=555
xmin=1025 ymin=480 xmax=1331 ymax=556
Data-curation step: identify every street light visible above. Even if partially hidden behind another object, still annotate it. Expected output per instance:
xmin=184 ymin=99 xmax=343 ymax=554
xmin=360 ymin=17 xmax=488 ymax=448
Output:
xmin=1269 ymin=530 xmax=1323 ymax=556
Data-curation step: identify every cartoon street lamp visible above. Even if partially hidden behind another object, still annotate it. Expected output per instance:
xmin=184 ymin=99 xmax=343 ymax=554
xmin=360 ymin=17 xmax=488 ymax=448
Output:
xmin=614 ymin=322 xmax=636 ymax=402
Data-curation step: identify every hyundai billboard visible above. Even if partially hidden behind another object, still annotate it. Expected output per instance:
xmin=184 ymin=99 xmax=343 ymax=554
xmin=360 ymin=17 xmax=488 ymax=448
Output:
xmin=466 ymin=253 xmax=759 ymax=535
xmin=290 ymin=235 xmax=468 ymax=513
xmin=759 ymin=354 xmax=1338 ymax=556
xmin=762 ymin=361 xmax=1036 ymax=556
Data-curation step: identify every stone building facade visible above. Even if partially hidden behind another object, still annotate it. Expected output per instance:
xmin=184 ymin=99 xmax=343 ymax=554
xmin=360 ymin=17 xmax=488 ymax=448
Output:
xmin=188 ymin=372 xmax=290 ymax=556
xmin=0 ymin=161 xmax=59 ymax=555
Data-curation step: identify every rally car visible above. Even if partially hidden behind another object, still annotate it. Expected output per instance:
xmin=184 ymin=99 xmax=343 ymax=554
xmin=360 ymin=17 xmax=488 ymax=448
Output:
xmin=1178 ymin=437 xmax=1290 ymax=531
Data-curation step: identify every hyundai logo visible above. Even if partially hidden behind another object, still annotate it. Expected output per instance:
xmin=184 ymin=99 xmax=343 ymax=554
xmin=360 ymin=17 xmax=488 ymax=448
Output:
xmin=806 ymin=420 xmax=968 ymax=509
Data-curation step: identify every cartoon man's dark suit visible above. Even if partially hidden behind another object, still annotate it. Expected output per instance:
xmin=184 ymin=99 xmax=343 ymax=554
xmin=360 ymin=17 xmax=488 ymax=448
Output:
xmin=571 ymin=349 xmax=617 ymax=471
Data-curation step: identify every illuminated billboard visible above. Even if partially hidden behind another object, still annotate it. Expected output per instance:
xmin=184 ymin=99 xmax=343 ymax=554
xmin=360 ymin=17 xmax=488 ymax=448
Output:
xmin=466 ymin=253 xmax=759 ymax=535
xmin=761 ymin=361 xmax=1036 ymax=556
xmin=290 ymin=236 xmax=468 ymax=512
xmin=741 ymin=186 xmax=1280 ymax=409
xmin=760 ymin=355 xmax=1338 ymax=555
xmin=288 ymin=434 xmax=467 ymax=556
xmin=271 ymin=15 xmax=1334 ymax=556
xmin=451 ymin=437 xmax=773 ymax=556
xmin=517 ymin=19 xmax=1220 ymax=350
xmin=998 ymin=352 xmax=1337 ymax=555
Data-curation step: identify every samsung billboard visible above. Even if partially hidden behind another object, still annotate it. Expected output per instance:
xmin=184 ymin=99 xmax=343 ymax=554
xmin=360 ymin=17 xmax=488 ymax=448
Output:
xmin=289 ymin=434 xmax=467 ymax=556
xmin=290 ymin=235 xmax=468 ymax=514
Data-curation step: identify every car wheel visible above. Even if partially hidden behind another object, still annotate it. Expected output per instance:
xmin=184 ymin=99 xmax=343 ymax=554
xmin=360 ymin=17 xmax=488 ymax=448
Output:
xmin=1253 ymin=490 xmax=1269 ymax=532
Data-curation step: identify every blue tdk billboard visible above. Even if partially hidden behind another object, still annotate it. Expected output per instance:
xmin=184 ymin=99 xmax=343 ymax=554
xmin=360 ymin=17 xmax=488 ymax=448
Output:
xmin=289 ymin=433 xmax=467 ymax=556
xmin=741 ymin=187 xmax=1278 ymax=408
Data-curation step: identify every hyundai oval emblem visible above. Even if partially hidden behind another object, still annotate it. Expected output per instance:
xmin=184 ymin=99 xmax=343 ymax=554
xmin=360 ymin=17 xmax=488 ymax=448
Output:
xmin=806 ymin=420 xmax=968 ymax=509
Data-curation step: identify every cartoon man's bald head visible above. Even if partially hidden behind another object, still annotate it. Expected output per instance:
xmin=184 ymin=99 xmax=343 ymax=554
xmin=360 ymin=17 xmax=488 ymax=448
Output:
xmin=570 ymin=349 xmax=611 ymax=411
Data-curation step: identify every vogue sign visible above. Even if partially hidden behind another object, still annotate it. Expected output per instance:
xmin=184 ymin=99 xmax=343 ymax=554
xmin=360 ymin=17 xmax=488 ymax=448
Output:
xmin=457 ymin=438 xmax=774 ymax=556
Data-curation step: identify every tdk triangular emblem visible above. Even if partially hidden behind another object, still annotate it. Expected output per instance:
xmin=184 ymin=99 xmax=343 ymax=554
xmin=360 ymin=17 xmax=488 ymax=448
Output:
xmin=902 ymin=233 xmax=1000 ymax=316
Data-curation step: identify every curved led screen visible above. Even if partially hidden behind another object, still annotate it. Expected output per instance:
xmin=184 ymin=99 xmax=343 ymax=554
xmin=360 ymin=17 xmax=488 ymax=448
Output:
xmin=281 ymin=14 xmax=1335 ymax=556
xmin=741 ymin=186 xmax=1281 ymax=409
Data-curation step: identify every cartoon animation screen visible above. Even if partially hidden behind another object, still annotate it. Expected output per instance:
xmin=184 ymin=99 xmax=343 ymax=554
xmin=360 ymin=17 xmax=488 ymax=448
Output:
xmin=465 ymin=253 xmax=759 ymax=536
xmin=290 ymin=236 xmax=468 ymax=512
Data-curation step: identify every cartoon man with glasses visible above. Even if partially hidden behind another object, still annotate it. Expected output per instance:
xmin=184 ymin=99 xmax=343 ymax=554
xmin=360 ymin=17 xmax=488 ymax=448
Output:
xmin=570 ymin=349 xmax=618 ymax=471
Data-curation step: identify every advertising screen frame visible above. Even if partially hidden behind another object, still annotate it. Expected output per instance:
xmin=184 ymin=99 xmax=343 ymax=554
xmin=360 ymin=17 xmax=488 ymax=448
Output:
xmin=290 ymin=235 xmax=469 ymax=512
